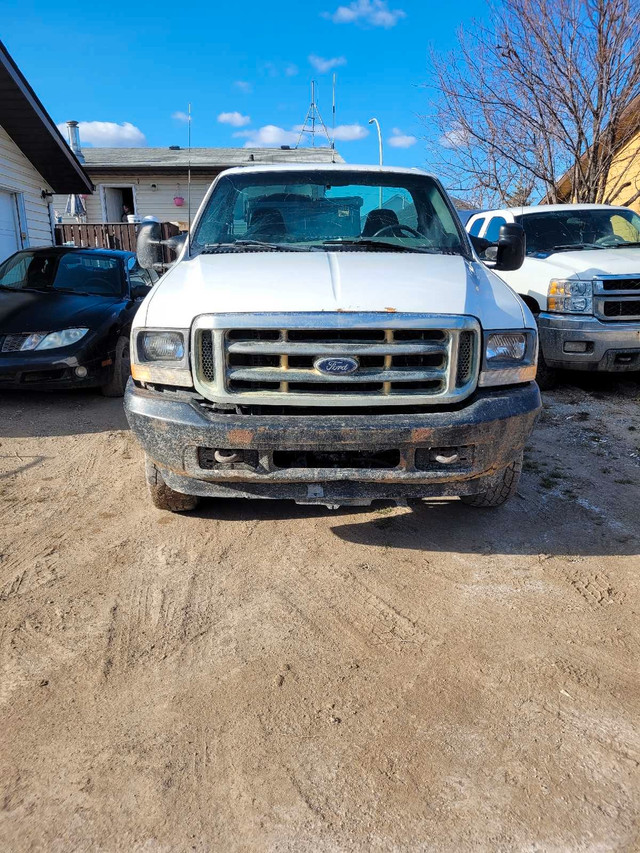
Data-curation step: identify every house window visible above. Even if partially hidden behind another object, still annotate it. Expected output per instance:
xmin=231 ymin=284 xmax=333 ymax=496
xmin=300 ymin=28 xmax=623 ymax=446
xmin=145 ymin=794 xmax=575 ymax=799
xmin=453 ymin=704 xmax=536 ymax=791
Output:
xmin=101 ymin=185 xmax=136 ymax=222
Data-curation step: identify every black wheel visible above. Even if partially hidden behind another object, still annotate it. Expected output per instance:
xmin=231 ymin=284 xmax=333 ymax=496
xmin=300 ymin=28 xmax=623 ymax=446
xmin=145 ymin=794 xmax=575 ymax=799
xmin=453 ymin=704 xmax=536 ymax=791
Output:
xmin=535 ymin=347 xmax=559 ymax=390
xmin=461 ymin=453 xmax=523 ymax=508
xmin=532 ymin=313 xmax=559 ymax=391
xmin=101 ymin=335 xmax=130 ymax=397
xmin=145 ymin=456 xmax=200 ymax=512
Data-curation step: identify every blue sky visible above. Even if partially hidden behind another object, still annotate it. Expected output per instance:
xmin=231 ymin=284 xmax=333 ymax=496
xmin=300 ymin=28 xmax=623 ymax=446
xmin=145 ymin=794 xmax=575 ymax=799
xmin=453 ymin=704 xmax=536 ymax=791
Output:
xmin=4 ymin=0 xmax=485 ymax=176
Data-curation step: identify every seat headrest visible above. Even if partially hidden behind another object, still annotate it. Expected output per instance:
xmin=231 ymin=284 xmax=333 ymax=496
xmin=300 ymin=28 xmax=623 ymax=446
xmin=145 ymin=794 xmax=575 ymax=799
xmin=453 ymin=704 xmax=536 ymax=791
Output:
xmin=362 ymin=208 xmax=399 ymax=237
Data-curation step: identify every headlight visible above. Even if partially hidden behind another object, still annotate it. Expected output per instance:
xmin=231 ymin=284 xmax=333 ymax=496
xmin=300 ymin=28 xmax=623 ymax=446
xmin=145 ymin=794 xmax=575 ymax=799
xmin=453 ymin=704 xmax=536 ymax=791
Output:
xmin=479 ymin=329 xmax=537 ymax=387
xmin=131 ymin=328 xmax=192 ymax=388
xmin=486 ymin=333 xmax=526 ymax=361
xmin=547 ymin=279 xmax=593 ymax=314
xmin=139 ymin=331 xmax=184 ymax=361
xmin=20 ymin=328 xmax=89 ymax=351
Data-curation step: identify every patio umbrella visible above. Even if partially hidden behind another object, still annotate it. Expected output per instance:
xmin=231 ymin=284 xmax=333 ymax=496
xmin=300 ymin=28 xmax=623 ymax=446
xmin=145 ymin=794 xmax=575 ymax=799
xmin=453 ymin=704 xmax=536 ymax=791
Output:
xmin=64 ymin=194 xmax=86 ymax=220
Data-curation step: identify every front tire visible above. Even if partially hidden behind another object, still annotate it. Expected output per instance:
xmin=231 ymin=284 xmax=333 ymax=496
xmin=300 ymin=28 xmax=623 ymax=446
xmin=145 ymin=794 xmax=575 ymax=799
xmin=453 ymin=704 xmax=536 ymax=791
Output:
xmin=145 ymin=457 xmax=200 ymax=512
xmin=461 ymin=453 xmax=523 ymax=508
xmin=535 ymin=347 xmax=559 ymax=391
xmin=101 ymin=335 xmax=130 ymax=397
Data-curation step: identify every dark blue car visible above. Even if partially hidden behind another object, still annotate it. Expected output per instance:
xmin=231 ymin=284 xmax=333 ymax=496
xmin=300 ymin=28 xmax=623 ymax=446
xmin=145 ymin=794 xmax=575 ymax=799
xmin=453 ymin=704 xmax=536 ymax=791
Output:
xmin=0 ymin=247 xmax=157 ymax=396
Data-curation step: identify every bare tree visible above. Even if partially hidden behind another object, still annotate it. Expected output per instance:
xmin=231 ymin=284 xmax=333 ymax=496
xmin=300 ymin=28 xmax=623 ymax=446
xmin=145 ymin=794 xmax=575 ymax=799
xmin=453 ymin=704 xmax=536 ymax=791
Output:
xmin=424 ymin=0 xmax=640 ymax=208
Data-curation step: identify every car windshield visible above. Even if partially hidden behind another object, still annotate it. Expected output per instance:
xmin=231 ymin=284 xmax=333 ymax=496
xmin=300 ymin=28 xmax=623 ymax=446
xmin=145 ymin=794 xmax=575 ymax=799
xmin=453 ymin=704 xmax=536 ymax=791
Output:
xmin=515 ymin=209 xmax=640 ymax=256
xmin=0 ymin=251 xmax=124 ymax=296
xmin=192 ymin=169 xmax=468 ymax=256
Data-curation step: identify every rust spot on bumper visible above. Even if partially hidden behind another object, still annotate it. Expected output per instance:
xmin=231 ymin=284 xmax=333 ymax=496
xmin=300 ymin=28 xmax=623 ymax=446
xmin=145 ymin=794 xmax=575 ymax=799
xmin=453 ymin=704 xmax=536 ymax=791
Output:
xmin=226 ymin=428 xmax=256 ymax=446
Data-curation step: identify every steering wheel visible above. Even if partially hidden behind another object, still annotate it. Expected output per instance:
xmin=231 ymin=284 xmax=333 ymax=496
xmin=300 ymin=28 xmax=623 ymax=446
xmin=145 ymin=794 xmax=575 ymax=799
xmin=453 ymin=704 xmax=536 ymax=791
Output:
xmin=372 ymin=224 xmax=423 ymax=239
xmin=595 ymin=234 xmax=623 ymax=247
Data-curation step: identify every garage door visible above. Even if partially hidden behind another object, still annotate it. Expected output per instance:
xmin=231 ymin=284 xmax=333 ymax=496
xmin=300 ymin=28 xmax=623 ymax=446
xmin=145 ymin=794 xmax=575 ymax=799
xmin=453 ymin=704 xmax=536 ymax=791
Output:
xmin=0 ymin=191 xmax=20 ymax=263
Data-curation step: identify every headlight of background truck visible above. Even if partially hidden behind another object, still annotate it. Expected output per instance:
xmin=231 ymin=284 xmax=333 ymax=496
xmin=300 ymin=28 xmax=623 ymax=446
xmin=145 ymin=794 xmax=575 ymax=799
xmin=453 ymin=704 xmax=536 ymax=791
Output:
xmin=547 ymin=279 xmax=593 ymax=314
xmin=131 ymin=328 xmax=193 ymax=387
xmin=478 ymin=330 xmax=537 ymax=387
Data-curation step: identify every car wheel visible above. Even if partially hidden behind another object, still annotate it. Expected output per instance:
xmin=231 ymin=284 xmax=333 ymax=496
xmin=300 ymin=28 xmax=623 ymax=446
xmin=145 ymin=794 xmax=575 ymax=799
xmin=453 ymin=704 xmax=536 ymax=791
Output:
xmin=460 ymin=453 xmax=523 ymax=508
xmin=535 ymin=348 xmax=559 ymax=390
xmin=145 ymin=456 xmax=200 ymax=512
xmin=101 ymin=335 xmax=130 ymax=397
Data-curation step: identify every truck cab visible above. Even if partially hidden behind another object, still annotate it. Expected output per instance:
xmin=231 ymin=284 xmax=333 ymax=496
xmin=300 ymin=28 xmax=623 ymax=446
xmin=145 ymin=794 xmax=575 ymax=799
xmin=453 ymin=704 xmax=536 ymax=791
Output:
xmin=125 ymin=164 xmax=540 ymax=512
xmin=466 ymin=204 xmax=640 ymax=387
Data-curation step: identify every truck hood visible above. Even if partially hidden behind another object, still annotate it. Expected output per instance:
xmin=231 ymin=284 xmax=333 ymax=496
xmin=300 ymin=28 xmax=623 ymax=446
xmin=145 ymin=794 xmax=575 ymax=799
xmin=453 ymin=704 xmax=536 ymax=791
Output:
xmin=527 ymin=246 xmax=640 ymax=279
xmin=141 ymin=251 xmax=527 ymax=329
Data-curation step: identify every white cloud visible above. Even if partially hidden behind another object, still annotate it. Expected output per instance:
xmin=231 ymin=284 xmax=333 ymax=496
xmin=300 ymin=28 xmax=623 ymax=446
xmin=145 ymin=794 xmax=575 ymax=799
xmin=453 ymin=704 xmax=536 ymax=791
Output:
xmin=439 ymin=125 xmax=468 ymax=149
xmin=234 ymin=80 xmax=253 ymax=93
xmin=172 ymin=111 xmax=189 ymax=122
xmin=234 ymin=125 xmax=300 ymax=147
xmin=389 ymin=127 xmax=417 ymax=148
xmin=333 ymin=123 xmax=368 ymax=141
xmin=261 ymin=61 xmax=298 ymax=78
xmin=218 ymin=111 xmax=251 ymax=127
xmin=57 ymin=120 xmax=146 ymax=147
xmin=235 ymin=121 xmax=367 ymax=148
xmin=324 ymin=0 xmax=405 ymax=28
xmin=309 ymin=54 xmax=347 ymax=73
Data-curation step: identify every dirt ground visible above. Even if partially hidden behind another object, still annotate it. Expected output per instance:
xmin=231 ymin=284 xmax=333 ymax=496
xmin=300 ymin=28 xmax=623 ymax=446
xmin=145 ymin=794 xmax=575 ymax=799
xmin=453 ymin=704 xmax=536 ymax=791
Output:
xmin=1 ymin=375 xmax=639 ymax=852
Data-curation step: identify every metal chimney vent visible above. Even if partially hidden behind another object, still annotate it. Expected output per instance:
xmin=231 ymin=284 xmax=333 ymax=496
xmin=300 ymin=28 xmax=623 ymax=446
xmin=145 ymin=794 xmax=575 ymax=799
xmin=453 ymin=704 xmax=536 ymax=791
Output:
xmin=65 ymin=121 xmax=84 ymax=163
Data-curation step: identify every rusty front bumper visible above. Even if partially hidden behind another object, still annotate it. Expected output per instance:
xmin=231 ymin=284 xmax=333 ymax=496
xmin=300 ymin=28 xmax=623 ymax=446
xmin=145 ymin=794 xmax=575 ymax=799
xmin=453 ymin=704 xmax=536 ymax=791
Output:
xmin=125 ymin=381 xmax=540 ymax=503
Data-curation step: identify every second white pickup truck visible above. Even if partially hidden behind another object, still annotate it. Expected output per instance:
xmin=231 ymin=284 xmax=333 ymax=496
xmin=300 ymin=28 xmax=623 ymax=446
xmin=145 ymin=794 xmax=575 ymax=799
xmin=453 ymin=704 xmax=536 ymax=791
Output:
xmin=467 ymin=204 xmax=640 ymax=387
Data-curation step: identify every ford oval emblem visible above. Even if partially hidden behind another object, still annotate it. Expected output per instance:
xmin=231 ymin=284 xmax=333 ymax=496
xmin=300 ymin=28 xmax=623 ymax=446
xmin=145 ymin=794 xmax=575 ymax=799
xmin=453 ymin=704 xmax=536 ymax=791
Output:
xmin=314 ymin=356 xmax=360 ymax=376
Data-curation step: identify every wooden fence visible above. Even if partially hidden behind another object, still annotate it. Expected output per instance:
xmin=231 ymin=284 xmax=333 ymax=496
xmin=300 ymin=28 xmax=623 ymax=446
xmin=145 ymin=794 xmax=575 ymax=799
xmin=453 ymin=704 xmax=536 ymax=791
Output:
xmin=54 ymin=222 xmax=181 ymax=263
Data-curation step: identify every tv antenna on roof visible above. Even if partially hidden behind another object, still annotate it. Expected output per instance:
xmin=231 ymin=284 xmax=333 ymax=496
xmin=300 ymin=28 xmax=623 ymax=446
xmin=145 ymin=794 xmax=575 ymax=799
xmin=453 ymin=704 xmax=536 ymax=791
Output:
xmin=296 ymin=80 xmax=332 ymax=149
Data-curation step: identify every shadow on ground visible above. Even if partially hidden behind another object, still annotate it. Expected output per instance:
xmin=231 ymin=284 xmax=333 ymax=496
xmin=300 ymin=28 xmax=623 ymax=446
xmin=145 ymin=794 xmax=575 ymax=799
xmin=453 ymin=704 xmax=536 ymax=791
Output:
xmin=0 ymin=389 xmax=129 ymax=438
xmin=183 ymin=472 xmax=638 ymax=558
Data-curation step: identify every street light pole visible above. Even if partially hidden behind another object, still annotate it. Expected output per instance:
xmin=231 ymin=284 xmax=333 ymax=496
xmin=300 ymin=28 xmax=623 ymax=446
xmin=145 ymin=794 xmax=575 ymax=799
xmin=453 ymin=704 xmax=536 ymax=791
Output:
xmin=368 ymin=117 xmax=383 ymax=208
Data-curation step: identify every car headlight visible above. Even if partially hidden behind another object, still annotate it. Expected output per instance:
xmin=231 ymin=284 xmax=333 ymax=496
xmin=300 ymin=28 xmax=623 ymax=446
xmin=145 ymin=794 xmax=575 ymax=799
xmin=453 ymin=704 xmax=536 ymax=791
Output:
xmin=20 ymin=328 xmax=89 ymax=351
xmin=547 ymin=279 xmax=593 ymax=314
xmin=479 ymin=329 xmax=537 ymax=387
xmin=139 ymin=331 xmax=185 ymax=361
xmin=486 ymin=332 xmax=527 ymax=361
xmin=131 ymin=328 xmax=192 ymax=387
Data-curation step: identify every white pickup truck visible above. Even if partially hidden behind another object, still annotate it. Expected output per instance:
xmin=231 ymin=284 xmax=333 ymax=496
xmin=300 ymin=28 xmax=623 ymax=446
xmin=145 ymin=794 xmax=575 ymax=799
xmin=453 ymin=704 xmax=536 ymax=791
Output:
xmin=466 ymin=204 xmax=640 ymax=387
xmin=125 ymin=164 xmax=540 ymax=512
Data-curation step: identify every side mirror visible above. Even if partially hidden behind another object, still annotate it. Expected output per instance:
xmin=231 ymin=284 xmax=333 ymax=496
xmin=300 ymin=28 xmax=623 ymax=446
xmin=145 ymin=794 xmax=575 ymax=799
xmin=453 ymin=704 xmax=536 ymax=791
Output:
xmin=136 ymin=221 xmax=163 ymax=270
xmin=494 ymin=223 xmax=526 ymax=271
xmin=164 ymin=233 xmax=187 ymax=255
xmin=131 ymin=284 xmax=151 ymax=300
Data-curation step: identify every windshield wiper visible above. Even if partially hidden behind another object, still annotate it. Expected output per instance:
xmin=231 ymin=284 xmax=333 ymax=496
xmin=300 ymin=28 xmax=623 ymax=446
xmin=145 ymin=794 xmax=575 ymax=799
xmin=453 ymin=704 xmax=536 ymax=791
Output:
xmin=550 ymin=243 xmax=604 ymax=252
xmin=201 ymin=240 xmax=306 ymax=252
xmin=321 ymin=239 xmax=450 ymax=254
xmin=607 ymin=241 xmax=640 ymax=248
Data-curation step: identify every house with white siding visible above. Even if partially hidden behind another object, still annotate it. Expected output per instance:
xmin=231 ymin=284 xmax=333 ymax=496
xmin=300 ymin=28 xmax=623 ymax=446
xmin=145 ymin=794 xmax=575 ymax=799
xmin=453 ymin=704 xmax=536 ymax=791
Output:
xmin=52 ymin=126 xmax=343 ymax=228
xmin=0 ymin=42 xmax=92 ymax=262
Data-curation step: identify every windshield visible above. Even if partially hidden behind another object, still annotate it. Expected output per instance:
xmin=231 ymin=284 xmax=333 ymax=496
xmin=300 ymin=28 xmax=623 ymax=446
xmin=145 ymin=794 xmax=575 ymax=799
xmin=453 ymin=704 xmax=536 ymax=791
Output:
xmin=0 ymin=251 xmax=124 ymax=295
xmin=515 ymin=209 xmax=640 ymax=256
xmin=192 ymin=170 xmax=468 ymax=256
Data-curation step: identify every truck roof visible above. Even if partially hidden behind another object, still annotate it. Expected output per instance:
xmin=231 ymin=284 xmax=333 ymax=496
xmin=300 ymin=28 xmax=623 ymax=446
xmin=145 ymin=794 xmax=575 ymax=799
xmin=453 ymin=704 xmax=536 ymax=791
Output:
xmin=471 ymin=203 xmax=632 ymax=219
xmin=216 ymin=163 xmax=434 ymax=179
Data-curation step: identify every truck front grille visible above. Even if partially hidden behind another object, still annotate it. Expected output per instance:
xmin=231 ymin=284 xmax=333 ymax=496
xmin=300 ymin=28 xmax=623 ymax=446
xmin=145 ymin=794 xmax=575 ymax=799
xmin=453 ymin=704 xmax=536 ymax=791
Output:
xmin=594 ymin=277 xmax=640 ymax=321
xmin=602 ymin=299 xmax=640 ymax=319
xmin=602 ymin=277 xmax=640 ymax=291
xmin=192 ymin=313 xmax=480 ymax=407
